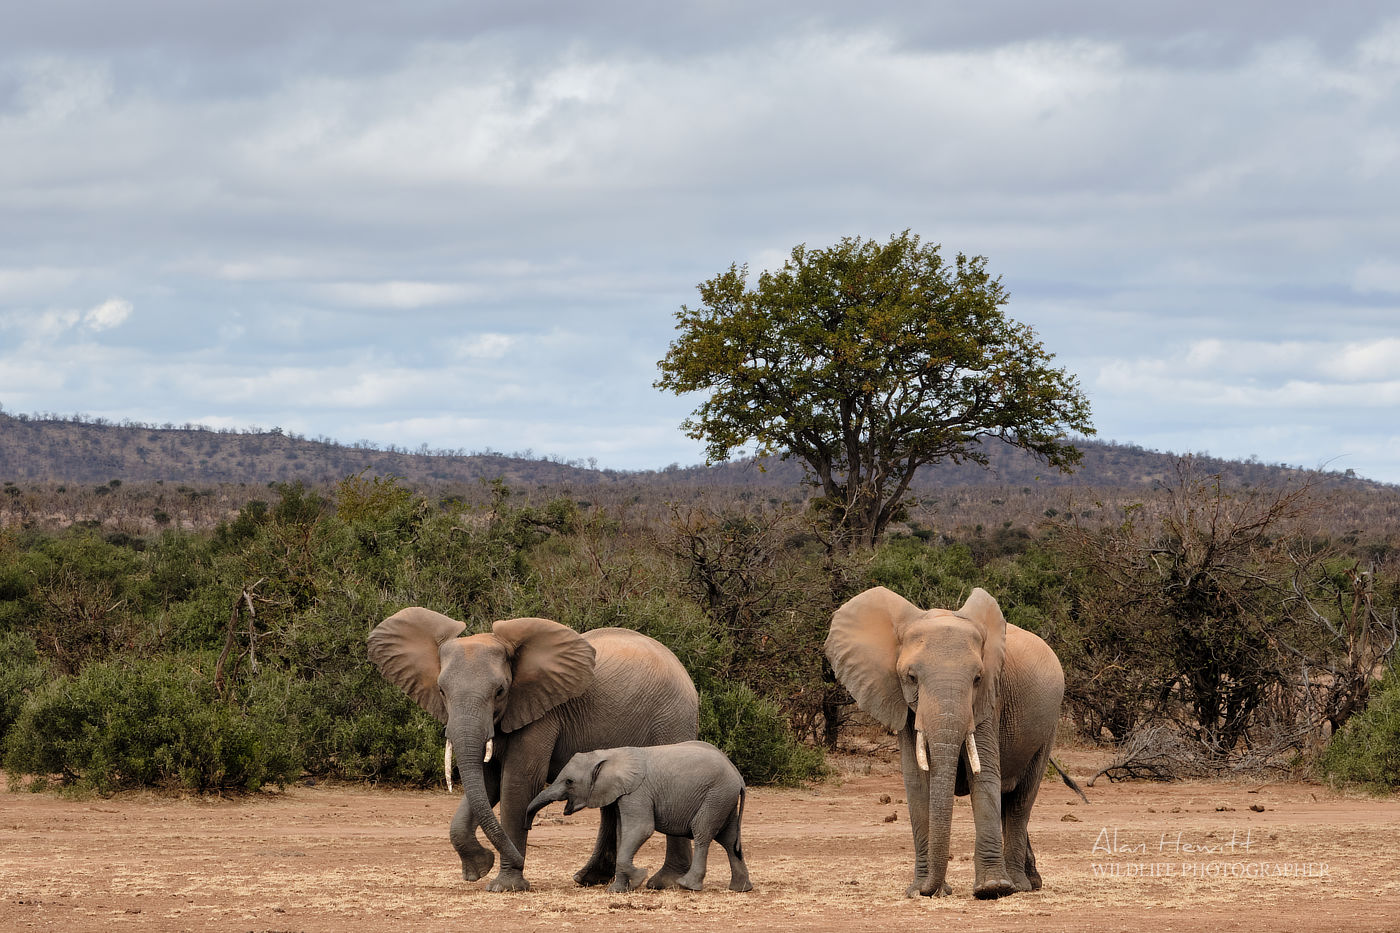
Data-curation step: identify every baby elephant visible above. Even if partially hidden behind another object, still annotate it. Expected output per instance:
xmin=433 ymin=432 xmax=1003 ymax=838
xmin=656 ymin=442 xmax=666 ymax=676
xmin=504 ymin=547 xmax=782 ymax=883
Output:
xmin=526 ymin=740 xmax=752 ymax=893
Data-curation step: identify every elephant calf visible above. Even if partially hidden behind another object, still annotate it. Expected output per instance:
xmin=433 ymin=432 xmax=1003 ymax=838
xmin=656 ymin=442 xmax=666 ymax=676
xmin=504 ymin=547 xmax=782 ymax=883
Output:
xmin=526 ymin=741 xmax=753 ymax=893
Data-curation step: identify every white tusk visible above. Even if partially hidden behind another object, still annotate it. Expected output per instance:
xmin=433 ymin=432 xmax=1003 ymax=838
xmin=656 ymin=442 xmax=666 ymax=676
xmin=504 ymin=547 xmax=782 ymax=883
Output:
xmin=483 ymin=738 xmax=493 ymax=764
xmin=915 ymin=729 xmax=929 ymax=771
xmin=965 ymin=731 xmax=981 ymax=775
xmin=445 ymin=740 xmax=454 ymax=793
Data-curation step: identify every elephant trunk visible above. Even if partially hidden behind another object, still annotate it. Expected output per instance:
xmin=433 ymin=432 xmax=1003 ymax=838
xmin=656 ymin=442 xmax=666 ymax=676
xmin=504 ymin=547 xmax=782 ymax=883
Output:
xmin=525 ymin=781 xmax=566 ymax=828
xmin=919 ymin=723 xmax=965 ymax=896
xmin=453 ymin=722 xmax=521 ymax=867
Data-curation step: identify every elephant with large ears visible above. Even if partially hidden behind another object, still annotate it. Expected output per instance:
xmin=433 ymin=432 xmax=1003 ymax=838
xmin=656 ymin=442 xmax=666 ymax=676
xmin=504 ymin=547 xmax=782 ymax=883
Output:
xmin=367 ymin=608 xmax=699 ymax=892
xmin=825 ymin=586 xmax=1069 ymax=898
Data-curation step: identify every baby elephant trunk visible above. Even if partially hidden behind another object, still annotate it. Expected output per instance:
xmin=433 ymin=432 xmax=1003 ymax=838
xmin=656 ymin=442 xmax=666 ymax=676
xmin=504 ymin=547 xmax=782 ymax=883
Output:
xmin=525 ymin=780 xmax=576 ymax=827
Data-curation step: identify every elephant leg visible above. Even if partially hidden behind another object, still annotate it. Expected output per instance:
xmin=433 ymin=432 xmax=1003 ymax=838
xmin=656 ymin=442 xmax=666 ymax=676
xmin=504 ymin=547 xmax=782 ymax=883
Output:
xmin=969 ymin=727 xmax=1014 ymax=899
xmin=676 ymin=833 xmax=713 ymax=891
xmin=898 ymin=723 xmax=945 ymax=897
xmin=487 ymin=755 xmax=548 ymax=892
xmin=1002 ymin=749 xmax=1049 ymax=893
xmin=1024 ymin=837 xmax=1042 ymax=891
xmin=449 ymin=795 xmax=497 ymax=882
xmin=715 ymin=805 xmax=752 ymax=892
xmin=575 ymin=802 xmax=620 ymax=886
xmin=607 ymin=804 xmax=654 ymax=893
xmin=449 ymin=763 xmax=501 ymax=882
xmin=645 ymin=835 xmax=692 ymax=889
xmin=677 ymin=792 xmax=742 ymax=891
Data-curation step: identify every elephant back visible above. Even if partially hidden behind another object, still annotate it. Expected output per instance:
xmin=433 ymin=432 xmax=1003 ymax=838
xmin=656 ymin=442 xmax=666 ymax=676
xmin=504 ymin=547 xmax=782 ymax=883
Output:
xmin=567 ymin=628 xmax=699 ymax=747
xmin=1001 ymin=623 xmax=1064 ymax=709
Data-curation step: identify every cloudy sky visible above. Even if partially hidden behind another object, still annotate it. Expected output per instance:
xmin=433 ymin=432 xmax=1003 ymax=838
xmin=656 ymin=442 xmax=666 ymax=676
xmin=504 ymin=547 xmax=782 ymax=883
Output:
xmin=2 ymin=2 xmax=1398 ymax=481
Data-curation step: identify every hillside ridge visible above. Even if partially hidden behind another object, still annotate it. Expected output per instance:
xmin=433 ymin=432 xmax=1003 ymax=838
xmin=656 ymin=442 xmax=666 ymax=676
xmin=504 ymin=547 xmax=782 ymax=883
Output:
xmin=0 ymin=411 xmax=1386 ymax=492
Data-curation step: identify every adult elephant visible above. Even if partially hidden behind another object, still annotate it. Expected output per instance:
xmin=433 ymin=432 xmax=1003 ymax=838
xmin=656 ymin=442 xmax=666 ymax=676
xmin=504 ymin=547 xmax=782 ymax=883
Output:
xmin=825 ymin=586 xmax=1079 ymax=898
xmin=367 ymin=608 xmax=699 ymax=892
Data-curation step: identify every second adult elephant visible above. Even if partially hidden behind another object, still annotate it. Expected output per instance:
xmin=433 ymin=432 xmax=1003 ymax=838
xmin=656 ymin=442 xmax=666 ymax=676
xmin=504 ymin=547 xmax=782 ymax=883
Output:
xmin=367 ymin=609 xmax=699 ymax=892
xmin=825 ymin=586 xmax=1081 ymax=898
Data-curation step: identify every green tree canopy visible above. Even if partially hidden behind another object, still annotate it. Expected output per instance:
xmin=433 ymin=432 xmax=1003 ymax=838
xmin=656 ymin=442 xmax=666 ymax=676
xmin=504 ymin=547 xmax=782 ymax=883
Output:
xmin=656 ymin=231 xmax=1095 ymax=548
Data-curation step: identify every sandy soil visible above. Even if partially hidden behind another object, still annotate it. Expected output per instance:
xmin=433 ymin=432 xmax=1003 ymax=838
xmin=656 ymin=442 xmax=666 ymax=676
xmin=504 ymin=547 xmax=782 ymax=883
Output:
xmin=3 ymin=747 xmax=1399 ymax=933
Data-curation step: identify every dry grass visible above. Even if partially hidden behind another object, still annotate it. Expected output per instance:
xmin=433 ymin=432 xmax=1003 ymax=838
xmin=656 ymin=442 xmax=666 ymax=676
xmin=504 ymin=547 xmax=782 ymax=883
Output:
xmin=3 ymin=747 xmax=1398 ymax=933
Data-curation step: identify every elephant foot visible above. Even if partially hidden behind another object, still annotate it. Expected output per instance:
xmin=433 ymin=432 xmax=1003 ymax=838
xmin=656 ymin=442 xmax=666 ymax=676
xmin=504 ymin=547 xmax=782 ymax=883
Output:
xmin=459 ymin=848 xmax=495 ymax=882
xmin=1008 ymin=870 xmax=1037 ymax=893
xmin=973 ymin=877 xmax=1017 ymax=899
xmin=486 ymin=869 xmax=530 ymax=893
xmin=606 ymin=866 xmax=648 ymax=893
xmin=907 ymin=880 xmax=953 ymax=897
xmin=646 ymin=868 xmax=682 ymax=890
xmin=728 ymin=875 xmax=753 ymax=893
xmin=574 ymin=863 xmax=615 ymax=887
xmin=675 ymin=871 xmax=705 ymax=892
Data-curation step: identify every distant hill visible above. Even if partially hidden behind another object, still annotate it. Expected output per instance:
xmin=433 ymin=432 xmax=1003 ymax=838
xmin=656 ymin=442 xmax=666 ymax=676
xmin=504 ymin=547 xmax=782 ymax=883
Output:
xmin=0 ymin=411 xmax=1386 ymax=493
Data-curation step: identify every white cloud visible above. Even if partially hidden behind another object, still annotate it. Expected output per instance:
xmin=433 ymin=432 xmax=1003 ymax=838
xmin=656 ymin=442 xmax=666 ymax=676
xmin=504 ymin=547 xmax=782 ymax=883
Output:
xmin=14 ymin=56 xmax=113 ymax=125
xmin=452 ymin=333 xmax=514 ymax=360
xmin=213 ymin=257 xmax=323 ymax=282
xmin=1325 ymin=337 xmax=1400 ymax=381
xmin=313 ymin=281 xmax=481 ymax=309
xmin=84 ymin=297 xmax=132 ymax=330
xmin=1353 ymin=259 xmax=1400 ymax=293
xmin=0 ymin=266 xmax=80 ymax=298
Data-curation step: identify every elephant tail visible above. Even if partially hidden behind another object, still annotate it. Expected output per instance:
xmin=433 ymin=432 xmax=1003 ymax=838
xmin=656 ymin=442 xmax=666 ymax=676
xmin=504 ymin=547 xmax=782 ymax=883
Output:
xmin=1050 ymin=757 xmax=1090 ymax=804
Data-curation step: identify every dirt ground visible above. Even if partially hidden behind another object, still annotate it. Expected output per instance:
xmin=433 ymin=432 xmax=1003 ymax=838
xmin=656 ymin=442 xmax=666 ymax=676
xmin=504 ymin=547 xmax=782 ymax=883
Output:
xmin=3 ymin=746 xmax=1399 ymax=933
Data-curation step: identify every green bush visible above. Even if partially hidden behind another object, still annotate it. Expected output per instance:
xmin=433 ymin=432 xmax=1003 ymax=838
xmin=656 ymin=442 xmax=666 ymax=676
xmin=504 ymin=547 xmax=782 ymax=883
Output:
xmin=4 ymin=654 xmax=301 ymax=794
xmin=277 ymin=662 xmax=445 ymax=785
xmin=868 ymin=538 xmax=979 ymax=609
xmin=0 ymin=632 xmax=49 ymax=741
xmin=700 ymin=683 xmax=826 ymax=786
xmin=1320 ymin=666 xmax=1400 ymax=790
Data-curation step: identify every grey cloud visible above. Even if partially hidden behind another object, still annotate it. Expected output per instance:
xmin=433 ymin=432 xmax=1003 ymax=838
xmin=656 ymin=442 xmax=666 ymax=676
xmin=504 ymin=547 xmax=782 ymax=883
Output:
xmin=1 ymin=5 xmax=1399 ymax=479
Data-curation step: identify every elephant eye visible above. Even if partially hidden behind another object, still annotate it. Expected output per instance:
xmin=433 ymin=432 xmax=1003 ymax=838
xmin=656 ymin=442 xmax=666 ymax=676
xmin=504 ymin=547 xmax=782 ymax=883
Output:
xmin=973 ymin=673 xmax=983 ymax=686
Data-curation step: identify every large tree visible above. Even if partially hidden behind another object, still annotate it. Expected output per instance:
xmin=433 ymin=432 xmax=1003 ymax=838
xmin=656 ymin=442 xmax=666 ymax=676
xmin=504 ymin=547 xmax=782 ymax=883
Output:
xmin=656 ymin=231 xmax=1095 ymax=548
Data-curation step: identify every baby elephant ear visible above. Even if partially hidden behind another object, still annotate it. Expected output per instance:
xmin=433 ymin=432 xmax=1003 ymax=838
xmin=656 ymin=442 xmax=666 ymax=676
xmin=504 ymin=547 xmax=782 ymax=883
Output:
xmin=367 ymin=607 xmax=466 ymax=723
xmin=587 ymin=751 xmax=645 ymax=809
xmin=493 ymin=617 xmax=596 ymax=733
xmin=825 ymin=587 xmax=924 ymax=733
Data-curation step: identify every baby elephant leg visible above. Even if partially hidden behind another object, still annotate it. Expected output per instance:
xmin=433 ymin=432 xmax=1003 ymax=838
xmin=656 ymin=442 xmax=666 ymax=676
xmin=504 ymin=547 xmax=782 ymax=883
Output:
xmin=677 ymin=793 xmax=746 ymax=892
xmin=645 ymin=835 xmax=693 ymax=889
xmin=607 ymin=809 xmax=654 ymax=893
xmin=716 ymin=798 xmax=752 ymax=892
xmin=676 ymin=834 xmax=713 ymax=891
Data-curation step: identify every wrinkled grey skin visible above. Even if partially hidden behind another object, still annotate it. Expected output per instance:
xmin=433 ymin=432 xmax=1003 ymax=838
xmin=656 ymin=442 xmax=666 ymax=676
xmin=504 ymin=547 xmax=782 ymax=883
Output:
xmin=526 ymin=741 xmax=752 ymax=893
xmin=825 ymin=587 xmax=1067 ymax=899
xmin=367 ymin=610 xmax=698 ymax=892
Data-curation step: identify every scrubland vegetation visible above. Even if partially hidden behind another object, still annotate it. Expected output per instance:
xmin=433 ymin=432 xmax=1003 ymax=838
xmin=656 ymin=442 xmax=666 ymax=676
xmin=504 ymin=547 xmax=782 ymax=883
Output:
xmin=1 ymin=457 xmax=1397 ymax=796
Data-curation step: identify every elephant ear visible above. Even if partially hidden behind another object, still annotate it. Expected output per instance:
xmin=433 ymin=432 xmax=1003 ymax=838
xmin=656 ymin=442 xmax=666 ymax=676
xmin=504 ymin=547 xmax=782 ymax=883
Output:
xmin=586 ymin=751 xmax=645 ymax=809
xmin=825 ymin=586 xmax=925 ymax=733
xmin=367 ymin=607 xmax=466 ymax=723
xmin=493 ymin=617 xmax=597 ymax=733
xmin=957 ymin=587 xmax=1008 ymax=723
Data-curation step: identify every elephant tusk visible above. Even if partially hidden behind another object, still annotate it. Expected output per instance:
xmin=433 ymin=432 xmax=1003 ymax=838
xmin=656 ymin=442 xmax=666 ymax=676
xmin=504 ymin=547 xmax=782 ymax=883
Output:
xmin=445 ymin=739 xmax=454 ymax=793
xmin=483 ymin=737 xmax=493 ymax=764
xmin=915 ymin=729 xmax=929 ymax=771
xmin=965 ymin=731 xmax=981 ymax=775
